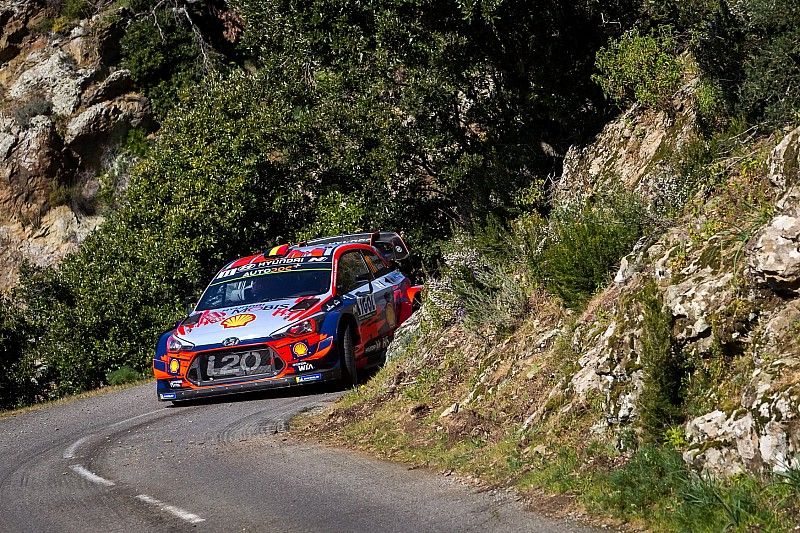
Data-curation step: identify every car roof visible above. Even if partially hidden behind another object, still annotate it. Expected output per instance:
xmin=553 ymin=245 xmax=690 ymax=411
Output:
xmin=222 ymin=242 xmax=369 ymax=270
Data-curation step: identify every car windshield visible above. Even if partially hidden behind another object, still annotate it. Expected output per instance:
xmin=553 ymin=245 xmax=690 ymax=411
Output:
xmin=196 ymin=268 xmax=331 ymax=311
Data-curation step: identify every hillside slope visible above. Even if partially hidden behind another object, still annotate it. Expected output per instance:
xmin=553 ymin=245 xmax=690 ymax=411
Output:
xmin=305 ymin=85 xmax=800 ymax=530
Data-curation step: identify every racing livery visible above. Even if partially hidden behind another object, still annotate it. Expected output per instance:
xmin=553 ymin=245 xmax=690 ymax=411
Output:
xmin=153 ymin=232 xmax=422 ymax=402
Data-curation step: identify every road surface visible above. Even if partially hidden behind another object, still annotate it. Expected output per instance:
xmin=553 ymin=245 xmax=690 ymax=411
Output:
xmin=0 ymin=383 xmax=595 ymax=532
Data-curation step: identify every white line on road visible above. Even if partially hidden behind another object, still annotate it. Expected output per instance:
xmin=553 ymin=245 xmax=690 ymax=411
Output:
xmin=63 ymin=436 xmax=90 ymax=459
xmin=63 ymin=408 xmax=167 ymax=459
xmin=70 ymin=464 xmax=115 ymax=487
xmin=135 ymin=494 xmax=206 ymax=524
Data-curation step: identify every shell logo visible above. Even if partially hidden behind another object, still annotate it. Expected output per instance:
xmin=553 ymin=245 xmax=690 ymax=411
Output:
xmin=222 ymin=313 xmax=256 ymax=329
xmin=292 ymin=342 xmax=309 ymax=357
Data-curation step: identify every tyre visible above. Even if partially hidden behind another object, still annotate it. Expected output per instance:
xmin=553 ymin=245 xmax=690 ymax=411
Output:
xmin=339 ymin=323 xmax=358 ymax=388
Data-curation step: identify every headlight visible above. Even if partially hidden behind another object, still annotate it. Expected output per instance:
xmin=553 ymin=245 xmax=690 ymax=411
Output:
xmin=271 ymin=314 xmax=321 ymax=339
xmin=167 ymin=334 xmax=194 ymax=353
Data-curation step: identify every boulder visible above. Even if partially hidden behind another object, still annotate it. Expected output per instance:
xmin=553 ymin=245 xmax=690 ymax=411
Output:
xmin=0 ymin=0 xmax=36 ymax=64
xmin=65 ymin=95 xmax=153 ymax=167
xmin=8 ymin=49 xmax=95 ymax=116
xmin=82 ymin=69 xmax=134 ymax=106
xmin=0 ymin=116 xmax=68 ymax=225
xmin=554 ymin=79 xmax=699 ymax=209
xmin=749 ymin=186 xmax=800 ymax=295
xmin=0 ymin=206 xmax=103 ymax=291
xmin=768 ymin=126 xmax=800 ymax=189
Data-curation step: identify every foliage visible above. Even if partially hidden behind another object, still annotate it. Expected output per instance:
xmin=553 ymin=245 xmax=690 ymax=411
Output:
xmin=0 ymin=295 xmax=32 ymax=409
xmin=11 ymin=96 xmax=53 ymax=128
xmin=120 ymin=8 xmax=213 ymax=117
xmin=105 ymin=365 xmax=143 ymax=386
xmin=59 ymin=0 xmax=91 ymax=20
xmin=539 ymin=194 xmax=648 ymax=309
xmin=693 ymin=0 xmax=800 ymax=127
xmin=594 ymin=27 xmax=684 ymax=109
xmin=636 ymin=282 xmax=685 ymax=442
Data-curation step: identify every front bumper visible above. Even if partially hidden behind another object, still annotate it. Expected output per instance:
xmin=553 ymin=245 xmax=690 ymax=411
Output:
xmin=156 ymin=367 xmax=342 ymax=401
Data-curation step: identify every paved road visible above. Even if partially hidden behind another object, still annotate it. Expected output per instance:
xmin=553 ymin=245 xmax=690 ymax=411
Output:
xmin=0 ymin=383 xmax=595 ymax=532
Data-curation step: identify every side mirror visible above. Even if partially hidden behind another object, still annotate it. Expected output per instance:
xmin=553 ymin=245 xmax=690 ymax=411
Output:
xmin=183 ymin=296 xmax=196 ymax=316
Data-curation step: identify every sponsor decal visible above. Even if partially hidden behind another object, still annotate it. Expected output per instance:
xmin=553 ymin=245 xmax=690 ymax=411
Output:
xmin=221 ymin=313 xmax=256 ymax=328
xmin=197 ymin=311 xmax=227 ymax=327
xmin=292 ymin=342 xmax=309 ymax=358
xmin=356 ymin=293 xmax=377 ymax=318
xmin=323 ymin=297 xmax=342 ymax=312
xmin=222 ymin=337 xmax=240 ymax=347
xmin=295 ymin=373 xmax=322 ymax=383
xmin=215 ymin=257 xmax=332 ymax=280
xmin=293 ymin=362 xmax=314 ymax=372
xmin=386 ymin=298 xmax=397 ymax=328
xmin=160 ymin=393 xmax=177 ymax=400
xmin=169 ymin=380 xmax=183 ymax=388
xmin=364 ymin=337 xmax=392 ymax=354
xmin=168 ymin=358 xmax=181 ymax=374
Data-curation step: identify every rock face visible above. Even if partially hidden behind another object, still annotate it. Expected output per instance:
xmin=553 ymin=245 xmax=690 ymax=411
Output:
xmin=555 ymin=80 xmax=699 ymax=208
xmin=0 ymin=115 xmax=67 ymax=225
xmin=546 ymin=120 xmax=800 ymax=477
xmin=0 ymin=4 xmax=155 ymax=290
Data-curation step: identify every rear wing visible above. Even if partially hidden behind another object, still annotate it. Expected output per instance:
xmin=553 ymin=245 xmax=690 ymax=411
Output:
xmin=305 ymin=231 xmax=410 ymax=262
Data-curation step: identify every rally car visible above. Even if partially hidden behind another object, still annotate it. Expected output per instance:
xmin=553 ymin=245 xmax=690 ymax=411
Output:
xmin=153 ymin=231 xmax=421 ymax=402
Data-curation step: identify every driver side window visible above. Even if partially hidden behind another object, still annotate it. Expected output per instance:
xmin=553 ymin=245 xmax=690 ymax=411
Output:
xmin=337 ymin=252 xmax=371 ymax=294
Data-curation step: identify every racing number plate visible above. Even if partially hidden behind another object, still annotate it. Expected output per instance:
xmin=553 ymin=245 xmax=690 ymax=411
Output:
xmin=203 ymin=349 xmax=274 ymax=380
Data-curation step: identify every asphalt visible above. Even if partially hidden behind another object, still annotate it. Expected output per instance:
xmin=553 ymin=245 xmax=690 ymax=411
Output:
xmin=0 ymin=383 xmax=597 ymax=532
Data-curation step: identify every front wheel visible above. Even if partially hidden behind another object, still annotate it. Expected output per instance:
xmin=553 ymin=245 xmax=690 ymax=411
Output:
xmin=339 ymin=323 xmax=358 ymax=388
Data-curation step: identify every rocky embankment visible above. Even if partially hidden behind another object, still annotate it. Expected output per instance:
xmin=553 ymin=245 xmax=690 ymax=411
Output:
xmin=551 ymin=98 xmax=800 ymax=476
xmin=0 ymin=1 xmax=153 ymax=290
xmin=352 ymin=81 xmax=800 ymax=481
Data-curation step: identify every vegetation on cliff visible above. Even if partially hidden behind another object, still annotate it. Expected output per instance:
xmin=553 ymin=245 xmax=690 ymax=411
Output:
xmin=3 ymin=0 xmax=800 ymax=527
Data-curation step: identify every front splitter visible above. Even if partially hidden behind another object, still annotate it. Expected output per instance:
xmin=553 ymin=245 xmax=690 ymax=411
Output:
xmin=157 ymin=368 xmax=342 ymax=402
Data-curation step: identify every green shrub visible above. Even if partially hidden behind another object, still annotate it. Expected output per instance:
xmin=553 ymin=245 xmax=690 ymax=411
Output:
xmin=120 ymin=11 xmax=211 ymax=117
xmin=0 ymin=295 xmax=33 ymax=409
xmin=105 ymin=365 xmax=142 ymax=386
xmin=694 ymin=0 xmax=800 ymax=128
xmin=592 ymin=445 xmax=687 ymax=519
xmin=60 ymin=0 xmax=90 ymax=20
xmin=636 ymin=282 xmax=685 ymax=442
xmin=539 ymin=194 xmax=648 ymax=309
xmin=12 ymin=97 xmax=53 ymax=127
xmin=594 ymin=27 xmax=684 ymax=109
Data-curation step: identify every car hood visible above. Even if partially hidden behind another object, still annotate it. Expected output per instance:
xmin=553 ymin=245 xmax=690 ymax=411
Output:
xmin=175 ymin=299 xmax=319 ymax=348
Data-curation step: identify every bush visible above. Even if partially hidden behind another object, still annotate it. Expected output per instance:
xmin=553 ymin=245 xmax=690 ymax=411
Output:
xmin=636 ymin=282 xmax=685 ymax=442
xmin=539 ymin=194 xmax=648 ymax=309
xmin=12 ymin=97 xmax=53 ymax=128
xmin=105 ymin=365 xmax=142 ymax=386
xmin=594 ymin=27 xmax=684 ymax=109
xmin=120 ymin=10 xmax=211 ymax=117
xmin=694 ymin=0 xmax=800 ymax=128
xmin=0 ymin=295 xmax=32 ymax=409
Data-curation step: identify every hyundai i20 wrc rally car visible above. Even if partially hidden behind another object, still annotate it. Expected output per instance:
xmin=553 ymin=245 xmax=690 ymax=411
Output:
xmin=153 ymin=231 xmax=422 ymax=402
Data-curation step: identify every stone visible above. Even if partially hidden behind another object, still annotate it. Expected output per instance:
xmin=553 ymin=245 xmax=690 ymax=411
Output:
xmin=0 ymin=116 xmax=67 ymax=225
xmin=8 ymin=49 xmax=95 ymax=116
xmin=768 ymin=126 xmax=800 ymax=189
xmin=65 ymin=95 xmax=153 ymax=167
xmin=748 ymin=187 xmax=800 ymax=295
xmin=554 ymin=79 xmax=699 ymax=209
xmin=82 ymin=69 xmax=134 ymax=106
xmin=0 ymin=207 xmax=103 ymax=291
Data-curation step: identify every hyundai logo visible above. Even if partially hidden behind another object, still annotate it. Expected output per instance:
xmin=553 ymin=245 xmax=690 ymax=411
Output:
xmin=222 ymin=337 xmax=240 ymax=347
